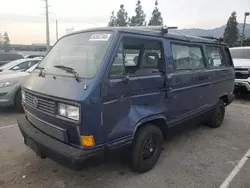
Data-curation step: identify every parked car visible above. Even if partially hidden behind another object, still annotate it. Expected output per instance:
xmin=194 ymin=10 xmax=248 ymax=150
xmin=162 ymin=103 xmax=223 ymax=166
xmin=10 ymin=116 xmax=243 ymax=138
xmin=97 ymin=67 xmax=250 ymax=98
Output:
xmin=230 ymin=46 xmax=250 ymax=93
xmin=0 ymin=64 xmax=38 ymax=111
xmin=0 ymin=58 xmax=41 ymax=74
xmin=0 ymin=52 xmax=23 ymax=66
xmin=24 ymin=54 xmax=45 ymax=59
xmin=18 ymin=27 xmax=235 ymax=173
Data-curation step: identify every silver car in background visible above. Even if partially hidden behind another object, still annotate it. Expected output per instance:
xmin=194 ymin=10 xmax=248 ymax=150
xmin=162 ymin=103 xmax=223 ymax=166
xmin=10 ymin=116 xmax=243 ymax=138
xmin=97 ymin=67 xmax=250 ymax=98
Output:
xmin=0 ymin=58 xmax=41 ymax=74
xmin=230 ymin=46 xmax=250 ymax=93
xmin=0 ymin=64 xmax=38 ymax=111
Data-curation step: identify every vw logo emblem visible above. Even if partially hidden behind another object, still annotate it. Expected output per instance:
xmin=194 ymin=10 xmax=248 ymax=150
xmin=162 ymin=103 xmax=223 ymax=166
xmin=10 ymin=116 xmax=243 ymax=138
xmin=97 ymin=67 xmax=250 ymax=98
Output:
xmin=33 ymin=97 xmax=39 ymax=108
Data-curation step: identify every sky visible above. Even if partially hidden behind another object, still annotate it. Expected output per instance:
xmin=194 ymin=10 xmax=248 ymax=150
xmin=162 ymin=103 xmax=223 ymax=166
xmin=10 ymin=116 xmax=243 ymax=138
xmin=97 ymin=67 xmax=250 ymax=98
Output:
xmin=1 ymin=0 xmax=250 ymax=45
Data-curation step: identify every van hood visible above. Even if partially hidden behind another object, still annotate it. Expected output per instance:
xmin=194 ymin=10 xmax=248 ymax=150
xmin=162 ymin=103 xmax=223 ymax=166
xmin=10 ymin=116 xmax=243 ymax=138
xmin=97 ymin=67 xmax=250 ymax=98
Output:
xmin=233 ymin=59 xmax=250 ymax=68
xmin=23 ymin=73 xmax=92 ymax=101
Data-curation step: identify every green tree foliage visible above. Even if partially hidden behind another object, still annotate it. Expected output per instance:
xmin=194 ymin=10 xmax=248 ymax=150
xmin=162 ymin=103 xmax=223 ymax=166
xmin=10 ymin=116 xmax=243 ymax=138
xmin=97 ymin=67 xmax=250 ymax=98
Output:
xmin=116 ymin=4 xmax=129 ymax=27
xmin=130 ymin=0 xmax=146 ymax=26
xmin=3 ymin=31 xmax=10 ymax=52
xmin=148 ymin=0 xmax=163 ymax=26
xmin=0 ymin=33 xmax=2 ymax=44
xmin=108 ymin=11 xmax=117 ymax=27
xmin=243 ymin=38 xmax=250 ymax=46
xmin=223 ymin=11 xmax=239 ymax=47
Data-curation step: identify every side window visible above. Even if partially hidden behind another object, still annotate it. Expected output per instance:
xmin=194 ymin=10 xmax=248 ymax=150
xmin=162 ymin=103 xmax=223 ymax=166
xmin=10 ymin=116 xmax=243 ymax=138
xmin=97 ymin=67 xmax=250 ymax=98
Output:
xmin=109 ymin=37 xmax=164 ymax=77
xmin=205 ymin=46 xmax=225 ymax=68
xmin=10 ymin=61 xmax=30 ymax=71
xmin=172 ymin=44 xmax=205 ymax=71
xmin=109 ymin=43 xmax=125 ymax=77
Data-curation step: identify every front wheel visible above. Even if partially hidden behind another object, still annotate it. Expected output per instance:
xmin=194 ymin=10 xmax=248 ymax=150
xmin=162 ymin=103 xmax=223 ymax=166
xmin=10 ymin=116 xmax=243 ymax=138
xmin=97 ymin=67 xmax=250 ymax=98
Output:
xmin=130 ymin=125 xmax=163 ymax=173
xmin=14 ymin=90 xmax=24 ymax=112
xmin=207 ymin=99 xmax=225 ymax=128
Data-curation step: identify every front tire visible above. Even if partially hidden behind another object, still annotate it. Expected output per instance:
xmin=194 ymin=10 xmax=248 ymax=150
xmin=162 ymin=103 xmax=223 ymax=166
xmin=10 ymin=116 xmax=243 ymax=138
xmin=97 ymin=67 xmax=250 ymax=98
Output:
xmin=14 ymin=90 xmax=23 ymax=112
xmin=130 ymin=125 xmax=163 ymax=173
xmin=207 ymin=99 xmax=225 ymax=128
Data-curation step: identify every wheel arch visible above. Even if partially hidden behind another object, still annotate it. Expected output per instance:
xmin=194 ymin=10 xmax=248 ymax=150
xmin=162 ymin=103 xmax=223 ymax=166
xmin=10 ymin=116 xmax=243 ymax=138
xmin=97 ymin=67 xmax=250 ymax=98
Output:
xmin=132 ymin=115 xmax=168 ymax=140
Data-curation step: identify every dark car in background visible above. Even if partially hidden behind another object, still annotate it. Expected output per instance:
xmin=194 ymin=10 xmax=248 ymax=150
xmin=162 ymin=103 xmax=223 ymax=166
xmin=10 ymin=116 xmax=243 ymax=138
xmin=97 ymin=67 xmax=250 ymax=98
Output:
xmin=0 ymin=52 xmax=23 ymax=66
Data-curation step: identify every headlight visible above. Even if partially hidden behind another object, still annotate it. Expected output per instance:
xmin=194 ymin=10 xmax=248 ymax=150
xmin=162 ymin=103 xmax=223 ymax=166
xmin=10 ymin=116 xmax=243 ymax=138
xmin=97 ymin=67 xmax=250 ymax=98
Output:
xmin=0 ymin=81 xmax=17 ymax=88
xmin=58 ymin=103 xmax=80 ymax=121
xmin=21 ymin=90 xmax=26 ymax=102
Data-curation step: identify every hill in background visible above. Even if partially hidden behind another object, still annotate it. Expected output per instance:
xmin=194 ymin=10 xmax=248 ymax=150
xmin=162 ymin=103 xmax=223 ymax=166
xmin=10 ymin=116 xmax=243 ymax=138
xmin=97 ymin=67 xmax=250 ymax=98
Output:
xmin=175 ymin=23 xmax=250 ymax=38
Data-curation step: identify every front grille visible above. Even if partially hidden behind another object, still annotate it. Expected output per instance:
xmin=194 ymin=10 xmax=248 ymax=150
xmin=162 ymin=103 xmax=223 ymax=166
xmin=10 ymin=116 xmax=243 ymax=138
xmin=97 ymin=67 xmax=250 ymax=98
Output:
xmin=235 ymin=68 xmax=249 ymax=79
xmin=25 ymin=92 xmax=56 ymax=115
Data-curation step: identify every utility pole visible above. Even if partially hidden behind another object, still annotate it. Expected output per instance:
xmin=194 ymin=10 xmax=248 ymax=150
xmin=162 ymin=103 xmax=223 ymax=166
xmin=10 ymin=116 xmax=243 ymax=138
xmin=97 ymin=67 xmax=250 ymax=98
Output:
xmin=45 ymin=0 xmax=50 ymax=51
xmin=241 ymin=12 xmax=250 ymax=46
xmin=56 ymin=20 xmax=58 ymax=41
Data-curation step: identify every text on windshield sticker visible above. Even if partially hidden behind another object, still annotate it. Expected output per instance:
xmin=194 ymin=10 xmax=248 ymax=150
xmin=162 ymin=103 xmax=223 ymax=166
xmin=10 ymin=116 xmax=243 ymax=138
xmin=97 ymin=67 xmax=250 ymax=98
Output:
xmin=89 ymin=34 xmax=111 ymax=41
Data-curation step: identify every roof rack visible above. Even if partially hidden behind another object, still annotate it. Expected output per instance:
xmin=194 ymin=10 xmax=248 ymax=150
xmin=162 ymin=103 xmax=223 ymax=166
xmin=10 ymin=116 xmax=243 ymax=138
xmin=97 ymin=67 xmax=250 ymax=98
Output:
xmin=128 ymin=26 xmax=178 ymax=34
xmin=198 ymin=36 xmax=224 ymax=42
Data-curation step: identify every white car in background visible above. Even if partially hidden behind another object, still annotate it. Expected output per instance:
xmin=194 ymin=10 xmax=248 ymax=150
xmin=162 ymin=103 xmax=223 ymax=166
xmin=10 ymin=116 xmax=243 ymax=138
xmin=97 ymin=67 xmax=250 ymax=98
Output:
xmin=0 ymin=58 xmax=41 ymax=74
xmin=230 ymin=46 xmax=250 ymax=93
xmin=0 ymin=64 xmax=38 ymax=111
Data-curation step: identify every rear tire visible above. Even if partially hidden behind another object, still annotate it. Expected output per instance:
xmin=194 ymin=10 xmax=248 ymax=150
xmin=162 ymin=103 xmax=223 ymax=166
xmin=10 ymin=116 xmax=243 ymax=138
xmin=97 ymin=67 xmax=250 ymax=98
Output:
xmin=14 ymin=90 xmax=23 ymax=113
xmin=130 ymin=125 xmax=163 ymax=173
xmin=207 ymin=99 xmax=225 ymax=128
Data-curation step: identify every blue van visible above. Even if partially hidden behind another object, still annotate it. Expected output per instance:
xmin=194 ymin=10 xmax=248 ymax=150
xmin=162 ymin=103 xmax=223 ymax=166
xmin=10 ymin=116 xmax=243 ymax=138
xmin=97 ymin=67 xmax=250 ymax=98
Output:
xmin=17 ymin=27 xmax=235 ymax=173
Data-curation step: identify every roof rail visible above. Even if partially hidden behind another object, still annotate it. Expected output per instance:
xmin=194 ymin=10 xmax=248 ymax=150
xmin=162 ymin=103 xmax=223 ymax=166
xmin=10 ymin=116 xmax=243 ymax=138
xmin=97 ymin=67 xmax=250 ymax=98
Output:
xmin=198 ymin=36 xmax=224 ymax=42
xmin=128 ymin=26 xmax=178 ymax=34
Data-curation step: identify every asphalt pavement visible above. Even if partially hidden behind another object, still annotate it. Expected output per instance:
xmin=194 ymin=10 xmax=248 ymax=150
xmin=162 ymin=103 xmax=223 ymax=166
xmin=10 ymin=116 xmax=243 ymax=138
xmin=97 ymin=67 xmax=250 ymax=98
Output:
xmin=1 ymin=97 xmax=250 ymax=188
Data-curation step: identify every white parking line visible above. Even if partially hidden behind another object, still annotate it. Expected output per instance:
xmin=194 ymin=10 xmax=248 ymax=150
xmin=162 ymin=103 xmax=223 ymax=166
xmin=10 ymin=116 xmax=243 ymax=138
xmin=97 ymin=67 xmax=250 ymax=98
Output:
xmin=220 ymin=148 xmax=250 ymax=188
xmin=0 ymin=124 xmax=18 ymax=130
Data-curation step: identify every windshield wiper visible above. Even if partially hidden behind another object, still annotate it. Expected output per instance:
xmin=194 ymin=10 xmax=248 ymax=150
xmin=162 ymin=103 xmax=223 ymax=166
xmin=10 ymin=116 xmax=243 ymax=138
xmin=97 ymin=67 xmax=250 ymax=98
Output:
xmin=54 ymin=65 xmax=81 ymax=82
xmin=36 ymin=66 xmax=45 ymax=77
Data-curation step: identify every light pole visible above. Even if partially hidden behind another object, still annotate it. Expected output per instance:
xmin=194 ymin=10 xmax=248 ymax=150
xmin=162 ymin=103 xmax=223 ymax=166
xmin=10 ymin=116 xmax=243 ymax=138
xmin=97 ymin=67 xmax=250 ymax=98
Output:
xmin=56 ymin=20 xmax=58 ymax=41
xmin=241 ymin=12 xmax=250 ymax=46
xmin=45 ymin=0 xmax=50 ymax=51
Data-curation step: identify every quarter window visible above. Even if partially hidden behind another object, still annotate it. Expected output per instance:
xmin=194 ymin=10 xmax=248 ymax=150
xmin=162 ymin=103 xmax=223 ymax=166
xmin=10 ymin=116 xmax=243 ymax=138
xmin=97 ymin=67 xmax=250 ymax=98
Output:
xmin=171 ymin=44 xmax=205 ymax=71
xmin=205 ymin=46 xmax=225 ymax=68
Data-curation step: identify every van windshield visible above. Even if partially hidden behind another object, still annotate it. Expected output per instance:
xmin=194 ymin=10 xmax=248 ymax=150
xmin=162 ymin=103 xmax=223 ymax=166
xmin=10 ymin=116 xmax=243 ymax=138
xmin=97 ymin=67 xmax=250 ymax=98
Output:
xmin=230 ymin=48 xmax=250 ymax=59
xmin=38 ymin=31 xmax=112 ymax=78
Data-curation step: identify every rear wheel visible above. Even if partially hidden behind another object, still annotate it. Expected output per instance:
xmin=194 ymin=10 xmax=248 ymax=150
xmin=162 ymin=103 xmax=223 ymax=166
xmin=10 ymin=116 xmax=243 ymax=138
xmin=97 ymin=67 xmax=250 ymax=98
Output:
xmin=130 ymin=125 xmax=163 ymax=173
xmin=207 ymin=99 xmax=225 ymax=128
xmin=14 ymin=90 xmax=23 ymax=112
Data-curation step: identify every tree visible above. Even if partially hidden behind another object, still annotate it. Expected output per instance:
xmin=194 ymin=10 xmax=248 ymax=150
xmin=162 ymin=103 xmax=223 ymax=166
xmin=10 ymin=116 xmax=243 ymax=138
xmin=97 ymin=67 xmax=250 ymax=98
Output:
xmin=148 ymin=0 xmax=163 ymax=26
xmin=223 ymin=11 xmax=239 ymax=47
xmin=130 ymin=0 xmax=146 ymax=26
xmin=3 ymin=31 xmax=10 ymax=51
xmin=243 ymin=38 xmax=250 ymax=46
xmin=116 ymin=4 xmax=129 ymax=27
xmin=108 ymin=11 xmax=117 ymax=27
xmin=0 ymin=33 xmax=2 ymax=44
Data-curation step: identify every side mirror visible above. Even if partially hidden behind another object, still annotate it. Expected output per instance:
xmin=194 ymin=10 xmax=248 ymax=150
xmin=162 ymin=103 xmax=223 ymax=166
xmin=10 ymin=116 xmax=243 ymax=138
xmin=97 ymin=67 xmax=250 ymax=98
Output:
xmin=12 ymin=66 xmax=20 ymax=70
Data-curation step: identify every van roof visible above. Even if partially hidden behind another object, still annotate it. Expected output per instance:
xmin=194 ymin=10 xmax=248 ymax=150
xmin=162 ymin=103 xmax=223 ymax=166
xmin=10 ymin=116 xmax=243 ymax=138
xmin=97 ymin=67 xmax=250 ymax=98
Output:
xmin=65 ymin=27 xmax=227 ymax=46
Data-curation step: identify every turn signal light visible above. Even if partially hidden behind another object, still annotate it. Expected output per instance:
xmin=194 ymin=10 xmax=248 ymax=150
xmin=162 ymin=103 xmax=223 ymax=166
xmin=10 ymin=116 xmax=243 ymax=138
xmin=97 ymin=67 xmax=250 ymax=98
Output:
xmin=81 ymin=135 xmax=95 ymax=147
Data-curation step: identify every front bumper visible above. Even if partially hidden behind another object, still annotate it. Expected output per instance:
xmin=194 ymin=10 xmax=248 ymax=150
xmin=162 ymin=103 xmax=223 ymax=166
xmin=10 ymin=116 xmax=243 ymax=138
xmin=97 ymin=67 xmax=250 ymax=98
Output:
xmin=234 ymin=79 xmax=250 ymax=91
xmin=17 ymin=115 xmax=105 ymax=170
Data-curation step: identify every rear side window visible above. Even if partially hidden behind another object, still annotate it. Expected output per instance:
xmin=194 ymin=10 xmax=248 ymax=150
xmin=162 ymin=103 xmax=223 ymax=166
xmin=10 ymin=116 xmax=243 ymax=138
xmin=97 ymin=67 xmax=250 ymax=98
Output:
xmin=109 ymin=37 xmax=164 ymax=77
xmin=205 ymin=46 xmax=225 ymax=68
xmin=171 ymin=44 xmax=205 ymax=71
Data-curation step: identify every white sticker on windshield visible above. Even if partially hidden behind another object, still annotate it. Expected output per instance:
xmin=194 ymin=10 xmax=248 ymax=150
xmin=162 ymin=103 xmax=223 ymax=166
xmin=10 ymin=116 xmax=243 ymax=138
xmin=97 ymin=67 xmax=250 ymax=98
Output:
xmin=89 ymin=34 xmax=111 ymax=41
